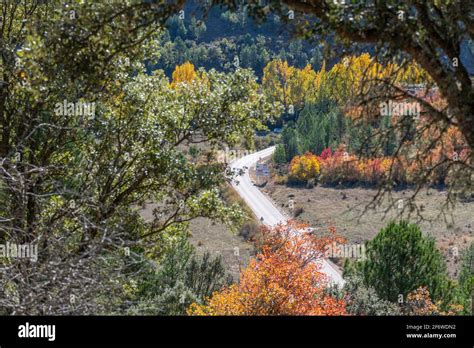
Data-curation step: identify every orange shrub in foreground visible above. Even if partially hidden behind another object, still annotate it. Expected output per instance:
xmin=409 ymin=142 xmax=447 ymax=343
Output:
xmin=188 ymin=222 xmax=347 ymax=315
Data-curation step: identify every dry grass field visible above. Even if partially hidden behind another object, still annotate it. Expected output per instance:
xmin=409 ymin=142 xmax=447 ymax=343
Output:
xmin=261 ymin=183 xmax=473 ymax=276
xmin=188 ymin=217 xmax=255 ymax=281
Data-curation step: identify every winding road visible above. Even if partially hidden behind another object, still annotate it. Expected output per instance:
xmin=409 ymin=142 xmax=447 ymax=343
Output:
xmin=230 ymin=146 xmax=346 ymax=287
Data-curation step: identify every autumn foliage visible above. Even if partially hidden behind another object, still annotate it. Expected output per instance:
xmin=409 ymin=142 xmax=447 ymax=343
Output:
xmin=289 ymin=152 xmax=320 ymax=183
xmin=171 ymin=61 xmax=197 ymax=87
xmin=317 ymin=146 xmax=391 ymax=185
xmin=317 ymin=147 xmax=360 ymax=185
xmin=188 ymin=222 xmax=347 ymax=315
xmin=328 ymin=53 xmax=428 ymax=103
xmin=408 ymin=125 xmax=471 ymax=186
xmin=404 ymin=287 xmax=463 ymax=316
xmin=262 ymin=54 xmax=428 ymax=109
xmin=262 ymin=59 xmax=320 ymax=111
xmin=315 ymin=124 xmax=470 ymax=186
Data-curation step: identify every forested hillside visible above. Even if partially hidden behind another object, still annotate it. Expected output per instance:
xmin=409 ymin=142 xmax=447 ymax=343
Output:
xmin=151 ymin=0 xmax=474 ymax=79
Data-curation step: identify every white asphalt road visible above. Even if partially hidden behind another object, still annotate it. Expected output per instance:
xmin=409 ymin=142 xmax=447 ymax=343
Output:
xmin=230 ymin=146 xmax=346 ymax=287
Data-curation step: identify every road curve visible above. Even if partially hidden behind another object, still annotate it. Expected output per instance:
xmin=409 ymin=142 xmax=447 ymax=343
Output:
xmin=230 ymin=146 xmax=345 ymax=287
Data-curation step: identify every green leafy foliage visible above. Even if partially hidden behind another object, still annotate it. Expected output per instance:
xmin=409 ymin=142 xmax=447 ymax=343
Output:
xmin=342 ymin=276 xmax=401 ymax=315
xmin=296 ymin=100 xmax=345 ymax=155
xmin=0 ymin=1 xmax=277 ymax=314
xmin=281 ymin=125 xmax=302 ymax=162
xmin=279 ymin=100 xmax=346 ymax=161
xmin=128 ymin=237 xmax=232 ymax=315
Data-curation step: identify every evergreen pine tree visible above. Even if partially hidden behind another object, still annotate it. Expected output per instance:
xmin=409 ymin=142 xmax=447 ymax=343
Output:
xmin=273 ymin=144 xmax=287 ymax=164
xmin=349 ymin=221 xmax=454 ymax=305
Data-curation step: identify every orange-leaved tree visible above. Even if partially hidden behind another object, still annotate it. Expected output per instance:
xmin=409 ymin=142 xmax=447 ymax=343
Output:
xmin=289 ymin=152 xmax=320 ymax=183
xmin=187 ymin=221 xmax=347 ymax=315
xmin=403 ymin=287 xmax=463 ymax=316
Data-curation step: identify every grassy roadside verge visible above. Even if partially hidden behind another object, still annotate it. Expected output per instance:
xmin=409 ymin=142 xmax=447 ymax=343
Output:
xmin=188 ymin=183 xmax=261 ymax=281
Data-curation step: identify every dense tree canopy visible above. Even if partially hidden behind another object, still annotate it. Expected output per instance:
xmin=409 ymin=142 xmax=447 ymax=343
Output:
xmin=277 ymin=0 xmax=473 ymax=149
xmin=1 ymin=0 xmax=471 ymax=318
xmin=202 ymin=1 xmax=473 ymax=213
xmin=0 ymin=1 xmax=277 ymax=314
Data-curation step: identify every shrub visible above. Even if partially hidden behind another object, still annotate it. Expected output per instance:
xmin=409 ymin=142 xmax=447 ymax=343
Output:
xmin=318 ymin=147 xmax=359 ymax=185
xmin=316 ymin=126 xmax=471 ymax=187
xmin=289 ymin=152 xmax=320 ymax=183
xmin=129 ymin=237 xmax=232 ymax=315
xmin=293 ymin=205 xmax=304 ymax=217
xmin=357 ymin=157 xmax=391 ymax=184
xmin=188 ymin=222 xmax=347 ymax=315
xmin=343 ymin=275 xmax=401 ymax=315
xmin=402 ymin=286 xmax=463 ymax=315
xmin=318 ymin=148 xmax=405 ymax=186
xmin=319 ymin=147 xmax=332 ymax=160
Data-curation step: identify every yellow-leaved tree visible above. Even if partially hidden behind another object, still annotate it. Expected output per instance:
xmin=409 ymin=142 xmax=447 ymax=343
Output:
xmin=171 ymin=61 xmax=197 ymax=87
xmin=326 ymin=53 xmax=430 ymax=103
xmin=262 ymin=59 xmax=296 ymax=111
xmin=262 ymin=59 xmax=329 ymax=112
xmin=289 ymin=152 xmax=320 ymax=183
